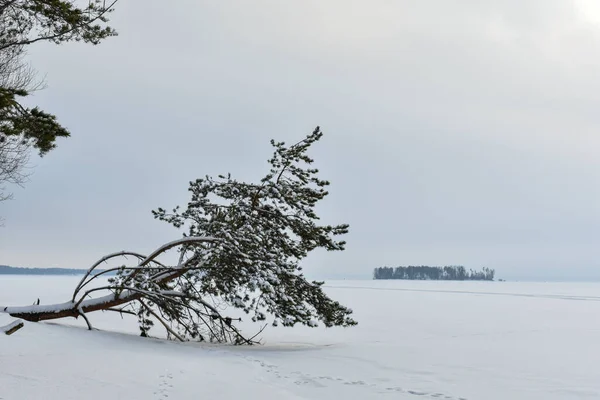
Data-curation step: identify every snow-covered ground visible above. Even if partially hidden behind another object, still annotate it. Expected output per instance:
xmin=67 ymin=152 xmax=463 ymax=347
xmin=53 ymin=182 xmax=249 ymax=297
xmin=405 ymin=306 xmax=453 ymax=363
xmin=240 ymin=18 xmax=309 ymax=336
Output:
xmin=2 ymin=277 xmax=600 ymax=399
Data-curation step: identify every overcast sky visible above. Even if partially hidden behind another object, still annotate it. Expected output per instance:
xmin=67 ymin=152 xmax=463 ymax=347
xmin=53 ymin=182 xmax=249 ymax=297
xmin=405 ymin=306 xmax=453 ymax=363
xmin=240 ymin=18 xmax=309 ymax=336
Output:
xmin=1 ymin=0 xmax=599 ymax=281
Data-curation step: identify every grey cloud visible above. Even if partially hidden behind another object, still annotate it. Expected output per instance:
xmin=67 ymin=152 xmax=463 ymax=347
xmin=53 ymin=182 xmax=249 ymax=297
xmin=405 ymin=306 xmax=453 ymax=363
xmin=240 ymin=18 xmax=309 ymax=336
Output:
xmin=0 ymin=0 xmax=598 ymax=281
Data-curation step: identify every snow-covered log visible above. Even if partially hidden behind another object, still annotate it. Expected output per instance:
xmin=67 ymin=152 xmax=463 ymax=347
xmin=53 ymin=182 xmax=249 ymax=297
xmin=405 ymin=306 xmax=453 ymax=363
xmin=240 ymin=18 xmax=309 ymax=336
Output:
xmin=1 ymin=319 xmax=24 ymax=335
xmin=4 ymin=237 xmax=214 ymax=320
xmin=1 ymin=236 xmax=255 ymax=342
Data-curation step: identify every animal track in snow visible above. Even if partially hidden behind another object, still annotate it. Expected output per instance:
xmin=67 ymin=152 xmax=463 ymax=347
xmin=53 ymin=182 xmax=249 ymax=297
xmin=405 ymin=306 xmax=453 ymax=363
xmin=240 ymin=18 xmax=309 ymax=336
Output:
xmin=154 ymin=372 xmax=174 ymax=399
xmin=242 ymin=355 xmax=468 ymax=400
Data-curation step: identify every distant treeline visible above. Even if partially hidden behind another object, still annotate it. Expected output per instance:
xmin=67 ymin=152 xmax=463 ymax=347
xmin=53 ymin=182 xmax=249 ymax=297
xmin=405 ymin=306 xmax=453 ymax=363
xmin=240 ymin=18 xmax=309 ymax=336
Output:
xmin=0 ymin=265 xmax=115 ymax=276
xmin=373 ymin=266 xmax=495 ymax=281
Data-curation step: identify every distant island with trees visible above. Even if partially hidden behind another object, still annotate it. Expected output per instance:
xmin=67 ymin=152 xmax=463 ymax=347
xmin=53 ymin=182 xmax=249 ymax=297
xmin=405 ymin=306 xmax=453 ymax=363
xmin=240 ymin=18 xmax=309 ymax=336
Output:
xmin=373 ymin=266 xmax=495 ymax=281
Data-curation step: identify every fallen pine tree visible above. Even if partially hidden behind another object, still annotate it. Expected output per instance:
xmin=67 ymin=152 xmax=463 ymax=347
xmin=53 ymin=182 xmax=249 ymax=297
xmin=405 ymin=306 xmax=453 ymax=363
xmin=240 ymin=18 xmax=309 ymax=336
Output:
xmin=1 ymin=127 xmax=356 ymax=343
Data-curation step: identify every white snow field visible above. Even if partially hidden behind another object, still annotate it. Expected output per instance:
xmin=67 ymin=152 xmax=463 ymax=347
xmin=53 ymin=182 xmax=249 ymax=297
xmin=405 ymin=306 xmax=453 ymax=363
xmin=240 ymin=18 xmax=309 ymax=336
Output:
xmin=2 ymin=277 xmax=600 ymax=400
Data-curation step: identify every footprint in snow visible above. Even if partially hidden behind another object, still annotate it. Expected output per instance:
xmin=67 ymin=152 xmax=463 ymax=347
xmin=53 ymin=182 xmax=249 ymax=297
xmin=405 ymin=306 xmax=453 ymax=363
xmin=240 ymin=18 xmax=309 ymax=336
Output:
xmin=154 ymin=372 xmax=174 ymax=399
xmin=244 ymin=355 xmax=468 ymax=400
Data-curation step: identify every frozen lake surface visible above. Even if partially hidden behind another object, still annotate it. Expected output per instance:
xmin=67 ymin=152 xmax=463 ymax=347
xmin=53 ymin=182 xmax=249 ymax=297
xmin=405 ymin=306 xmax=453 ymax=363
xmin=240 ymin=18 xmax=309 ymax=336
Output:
xmin=2 ymin=277 xmax=600 ymax=399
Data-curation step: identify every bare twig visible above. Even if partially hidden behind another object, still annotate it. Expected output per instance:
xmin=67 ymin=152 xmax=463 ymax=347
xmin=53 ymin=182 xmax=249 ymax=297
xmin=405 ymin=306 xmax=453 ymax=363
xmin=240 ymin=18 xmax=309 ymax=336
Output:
xmin=72 ymin=251 xmax=148 ymax=301
xmin=79 ymin=309 xmax=93 ymax=330
xmin=104 ymin=307 xmax=137 ymax=317
xmin=138 ymin=299 xmax=185 ymax=342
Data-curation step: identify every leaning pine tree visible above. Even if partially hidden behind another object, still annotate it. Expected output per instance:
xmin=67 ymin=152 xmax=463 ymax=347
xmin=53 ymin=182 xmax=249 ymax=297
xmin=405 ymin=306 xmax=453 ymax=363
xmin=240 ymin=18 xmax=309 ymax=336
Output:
xmin=2 ymin=127 xmax=356 ymax=343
